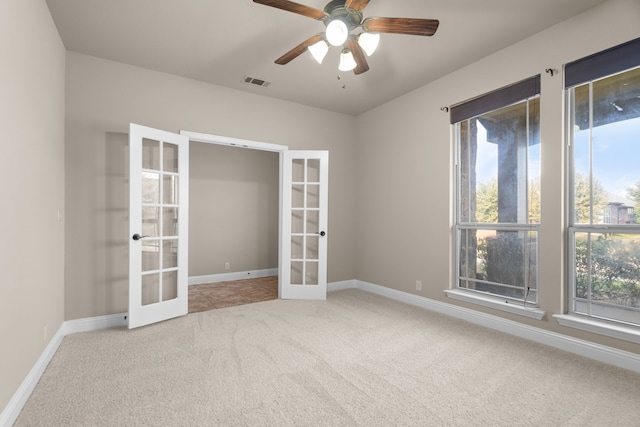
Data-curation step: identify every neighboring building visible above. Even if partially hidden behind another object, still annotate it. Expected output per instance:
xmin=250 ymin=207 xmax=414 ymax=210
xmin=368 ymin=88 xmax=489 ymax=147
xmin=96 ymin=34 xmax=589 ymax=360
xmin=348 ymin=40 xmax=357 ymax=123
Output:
xmin=603 ymin=192 xmax=636 ymax=224
xmin=604 ymin=202 xmax=635 ymax=224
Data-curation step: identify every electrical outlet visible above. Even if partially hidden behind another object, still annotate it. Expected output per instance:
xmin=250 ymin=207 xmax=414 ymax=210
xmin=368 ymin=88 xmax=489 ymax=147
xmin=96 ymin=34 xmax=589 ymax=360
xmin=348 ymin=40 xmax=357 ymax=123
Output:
xmin=416 ymin=280 xmax=422 ymax=291
xmin=224 ymin=262 xmax=230 ymax=271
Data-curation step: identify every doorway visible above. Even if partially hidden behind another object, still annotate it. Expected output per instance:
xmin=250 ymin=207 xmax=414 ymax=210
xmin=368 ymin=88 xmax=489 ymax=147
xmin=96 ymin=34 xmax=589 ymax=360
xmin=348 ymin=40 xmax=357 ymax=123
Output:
xmin=188 ymin=141 xmax=279 ymax=312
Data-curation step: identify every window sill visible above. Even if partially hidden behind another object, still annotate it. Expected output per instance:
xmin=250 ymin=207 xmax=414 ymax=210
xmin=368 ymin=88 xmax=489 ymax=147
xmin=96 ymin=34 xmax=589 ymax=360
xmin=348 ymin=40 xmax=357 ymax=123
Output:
xmin=444 ymin=289 xmax=546 ymax=320
xmin=553 ymin=314 xmax=640 ymax=344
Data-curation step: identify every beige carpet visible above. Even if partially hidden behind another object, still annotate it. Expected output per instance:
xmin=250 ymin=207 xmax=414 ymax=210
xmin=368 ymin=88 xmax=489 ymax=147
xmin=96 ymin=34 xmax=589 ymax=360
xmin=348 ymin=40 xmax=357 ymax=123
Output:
xmin=15 ymin=289 xmax=640 ymax=426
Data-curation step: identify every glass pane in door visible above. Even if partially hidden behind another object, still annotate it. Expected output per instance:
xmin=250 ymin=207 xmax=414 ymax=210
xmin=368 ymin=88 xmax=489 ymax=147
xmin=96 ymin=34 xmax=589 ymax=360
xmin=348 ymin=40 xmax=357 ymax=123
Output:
xmin=306 ymin=262 xmax=318 ymax=285
xmin=289 ymin=158 xmax=323 ymax=288
xmin=306 ymin=236 xmax=319 ymax=260
xmin=307 ymin=184 xmax=319 ymax=208
xmin=163 ymin=240 xmax=178 ymax=269
xmin=307 ymin=159 xmax=320 ymax=182
xmin=162 ymin=271 xmax=178 ymax=301
xmin=142 ymin=240 xmax=159 ymax=272
xmin=292 ymin=159 xmax=305 ymax=182
xmin=306 ymin=210 xmax=319 ymax=234
xmin=163 ymin=207 xmax=178 ymax=236
xmin=139 ymin=137 xmax=180 ymax=307
xmin=292 ymin=210 xmax=304 ymax=233
xmin=142 ymin=173 xmax=160 ymax=203
xmin=163 ymin=143 xmax=179 ymax=173
xmin=142 ymin=138 xmax=160 ymax=170
xmin=292 ymin=185 xmax=304 ymax=208
xmin=291 ymin=235 xmax=304 ymax=259
xmin=291 ymin=261 xmax=304 ymax=285
xmin=142 ymin=207 xmax=159 ymax=238
xmin=142 ymin=274 xmax=160 ymax=306
xmin=163 ymin=175 xmax=178 ymax=205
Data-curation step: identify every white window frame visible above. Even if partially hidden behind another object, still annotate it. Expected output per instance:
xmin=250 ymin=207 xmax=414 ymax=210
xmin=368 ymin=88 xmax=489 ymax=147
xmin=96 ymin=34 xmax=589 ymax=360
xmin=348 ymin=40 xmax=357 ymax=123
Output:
xmin=448 ymin=76 xmax=544 ymax=319
xmin=565 ymin=70 xmax=640 ymax=337
xmin=561 ymin=37 xmax=640 ymax=341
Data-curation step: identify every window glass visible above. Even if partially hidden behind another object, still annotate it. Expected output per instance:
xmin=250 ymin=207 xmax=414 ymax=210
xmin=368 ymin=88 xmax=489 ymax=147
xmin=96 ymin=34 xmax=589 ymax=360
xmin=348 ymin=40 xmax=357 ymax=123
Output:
xmin=455 ymin=81 xmax=540 ymax=305
xmin=568 ymin=66 xmax=640 ymax=326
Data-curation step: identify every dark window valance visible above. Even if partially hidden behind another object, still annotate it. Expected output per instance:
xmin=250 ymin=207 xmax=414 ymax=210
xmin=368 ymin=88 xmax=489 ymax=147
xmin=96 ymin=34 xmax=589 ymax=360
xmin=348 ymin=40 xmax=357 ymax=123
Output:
xmin=450 ymin=75 xmax=541 ymax=124
xmin=564 ymin=37 xmax=640 ymax=89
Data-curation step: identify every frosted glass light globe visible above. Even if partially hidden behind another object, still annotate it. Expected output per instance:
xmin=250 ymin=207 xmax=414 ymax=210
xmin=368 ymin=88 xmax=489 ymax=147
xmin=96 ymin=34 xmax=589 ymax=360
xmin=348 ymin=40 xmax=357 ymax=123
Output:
xmin=358 ymin=32 xmax=380 ymax=56
xmin=308 ymin=40 xmax=329 ymax=64
xmin=338 ymin=49 xmax=357 ymax=72
xmin=326 ymin=19 xmax=348 ymax=46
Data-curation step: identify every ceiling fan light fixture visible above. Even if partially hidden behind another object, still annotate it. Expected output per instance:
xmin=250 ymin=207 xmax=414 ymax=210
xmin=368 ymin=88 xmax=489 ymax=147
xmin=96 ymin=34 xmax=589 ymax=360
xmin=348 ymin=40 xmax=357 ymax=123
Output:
xmin=338 ymin=48 xmax=357 ymax=72
xmin=308 ymin=40 xmax=329 ymax=64
xmin=358 ymin=32 xmax=380 ymax=56
xmin=326 ymin=19 xmax=349 ymax=46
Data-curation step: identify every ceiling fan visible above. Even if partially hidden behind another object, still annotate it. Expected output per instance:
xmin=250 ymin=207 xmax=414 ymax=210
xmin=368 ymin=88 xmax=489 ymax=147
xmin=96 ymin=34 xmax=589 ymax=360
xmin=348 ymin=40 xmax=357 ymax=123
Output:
xmin=253 ymin=0 xmax=439 ymax=75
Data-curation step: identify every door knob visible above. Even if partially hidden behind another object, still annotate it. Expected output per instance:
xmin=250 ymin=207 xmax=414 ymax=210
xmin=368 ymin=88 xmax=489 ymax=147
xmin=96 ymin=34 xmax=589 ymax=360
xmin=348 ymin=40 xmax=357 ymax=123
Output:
xmin=132 ymin=233 xmax=149 ymax=241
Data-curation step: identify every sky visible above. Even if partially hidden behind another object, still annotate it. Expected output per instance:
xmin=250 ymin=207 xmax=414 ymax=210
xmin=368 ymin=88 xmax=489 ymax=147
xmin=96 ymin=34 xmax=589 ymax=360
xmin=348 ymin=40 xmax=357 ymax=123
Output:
xmin=473 ymin=116 xmax=640 ymax=203
xmin=574 ymin=117 xmax=640 ymax=200
xmin=474 ymin=120 xmax=541 ymax=186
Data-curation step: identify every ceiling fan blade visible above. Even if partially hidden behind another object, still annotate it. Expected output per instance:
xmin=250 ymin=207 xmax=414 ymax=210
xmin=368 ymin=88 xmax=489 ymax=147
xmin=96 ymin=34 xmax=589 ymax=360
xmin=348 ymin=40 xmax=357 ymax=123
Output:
xmin=253 ymin=0 xmax=326 ymax=20
xmin=345 ymin=0 xmax=371 ymax=11
xmin=275 ymin=33 xmax=325 ymax=65
xmin=346 ymin=38 xmax=369 ymax=75
xmin=363 ymin=17 xmax=439 ymax=36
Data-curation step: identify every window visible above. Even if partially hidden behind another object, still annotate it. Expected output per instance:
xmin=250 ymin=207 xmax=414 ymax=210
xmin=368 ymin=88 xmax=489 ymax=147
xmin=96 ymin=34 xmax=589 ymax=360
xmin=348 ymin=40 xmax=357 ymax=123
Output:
xmin=566 ymin=38 xmax=640 ymax=328
xmin=453 ymin=76 xmax=541 ymax=306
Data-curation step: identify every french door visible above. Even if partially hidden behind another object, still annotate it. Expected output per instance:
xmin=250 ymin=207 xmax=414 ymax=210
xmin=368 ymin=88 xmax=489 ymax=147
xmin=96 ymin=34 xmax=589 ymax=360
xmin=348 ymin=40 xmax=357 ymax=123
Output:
xmin=128 ymin=126 xmax=329 ymax=328
xmin=280 ymin=150 xmax=329 ymax=299
xmin=128 ymin=124 xmax=189 ymax=329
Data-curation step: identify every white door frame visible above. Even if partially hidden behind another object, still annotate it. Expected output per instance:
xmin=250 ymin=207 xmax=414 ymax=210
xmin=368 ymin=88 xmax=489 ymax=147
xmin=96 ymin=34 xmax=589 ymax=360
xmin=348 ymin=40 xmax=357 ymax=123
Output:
xmin=180 ymin=131 xmax=288 ymax=298
xmin=181 ymin=131 xmax=330 ymax=300
xmin=180 ymin=130 xmax=328 ymax=299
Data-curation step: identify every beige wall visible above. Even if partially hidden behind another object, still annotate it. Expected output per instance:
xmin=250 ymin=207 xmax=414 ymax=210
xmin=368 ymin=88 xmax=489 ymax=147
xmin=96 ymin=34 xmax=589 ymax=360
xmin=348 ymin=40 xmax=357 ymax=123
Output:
xmin=189 ymin=143 xmax=279 ymax=276
xmin=0 ymin=0 xmax=66 ymax=412
xmin=64 ymin=52 xmax=358 ymax=320
xmin=356 ymin=0 xmax=640 ymax=354
xmin=4 ymin=0 xmax=640 ymax=416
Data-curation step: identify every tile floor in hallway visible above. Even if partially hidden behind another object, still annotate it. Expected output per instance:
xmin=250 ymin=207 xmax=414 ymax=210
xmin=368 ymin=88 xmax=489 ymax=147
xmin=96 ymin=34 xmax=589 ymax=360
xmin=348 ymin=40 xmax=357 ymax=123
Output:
xmin=188 ymin=275 xmax=278 ymax=313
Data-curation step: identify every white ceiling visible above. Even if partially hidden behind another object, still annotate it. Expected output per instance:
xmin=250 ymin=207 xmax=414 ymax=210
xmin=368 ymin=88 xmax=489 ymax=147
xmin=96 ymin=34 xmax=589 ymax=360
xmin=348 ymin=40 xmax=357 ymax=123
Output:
xmin=46 ymin=0 xmax=607 ymax=116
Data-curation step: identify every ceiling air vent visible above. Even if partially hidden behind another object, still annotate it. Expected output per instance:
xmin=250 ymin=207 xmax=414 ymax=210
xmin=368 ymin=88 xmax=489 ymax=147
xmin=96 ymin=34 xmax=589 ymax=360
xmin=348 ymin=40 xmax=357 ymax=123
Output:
xmin=242 ymin=75 xmax=271 ymax=88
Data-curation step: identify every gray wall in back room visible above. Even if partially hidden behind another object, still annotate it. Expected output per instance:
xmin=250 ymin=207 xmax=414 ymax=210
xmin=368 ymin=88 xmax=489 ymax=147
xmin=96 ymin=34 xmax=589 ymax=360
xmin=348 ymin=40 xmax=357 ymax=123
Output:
xmin=189 ymin=142 xmax=279 ymax=277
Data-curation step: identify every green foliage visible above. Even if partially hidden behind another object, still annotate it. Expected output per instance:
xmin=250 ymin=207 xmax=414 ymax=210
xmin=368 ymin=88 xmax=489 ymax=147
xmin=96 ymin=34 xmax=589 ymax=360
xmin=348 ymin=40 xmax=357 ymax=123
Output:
xmin=575 ymin=235 xmax=640 ymax=308
xmin=626 ymin=181 xmax=640 ymax=224
xmin=476 ymin=180 xmax=498 ymax=223
xmin=528 ymin=178 xmax=541 ymax=224
xmin=627 ymin=180 xmax=640 ymax=205
xmin=475 ymin=178 xmax=540 ymax=224
xmin=574 ymin=173 xmax=607 ymax=223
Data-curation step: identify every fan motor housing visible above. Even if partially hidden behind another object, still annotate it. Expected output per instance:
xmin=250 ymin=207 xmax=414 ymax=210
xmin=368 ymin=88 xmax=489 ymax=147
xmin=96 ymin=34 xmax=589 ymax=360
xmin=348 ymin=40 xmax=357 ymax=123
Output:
xmin=322 ymin=0 xmax=363 ymax=29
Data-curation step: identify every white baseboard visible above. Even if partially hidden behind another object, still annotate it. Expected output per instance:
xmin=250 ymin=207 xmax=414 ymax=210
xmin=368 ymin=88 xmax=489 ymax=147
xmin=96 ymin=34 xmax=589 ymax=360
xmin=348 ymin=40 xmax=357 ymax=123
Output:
xmin=64 ymin=313 xmax=128 ymax=334
xmin=328 ymin=279 xmax=357 ymax=292
xmin=189 ymin=268 xmax=278 ymax=286
xmin=353 ymin=280 xmax=640 ymax=373
xmin=0 ymin=323 xmax=65 ymax=427
xmin=0 ymin=313 xmax=128 ymax=427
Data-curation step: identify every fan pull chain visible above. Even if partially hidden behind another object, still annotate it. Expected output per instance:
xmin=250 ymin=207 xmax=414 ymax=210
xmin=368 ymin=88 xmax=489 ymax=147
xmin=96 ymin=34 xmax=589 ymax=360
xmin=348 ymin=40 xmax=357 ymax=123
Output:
xmin=337 ymin=75 xmax=346 ymax=89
